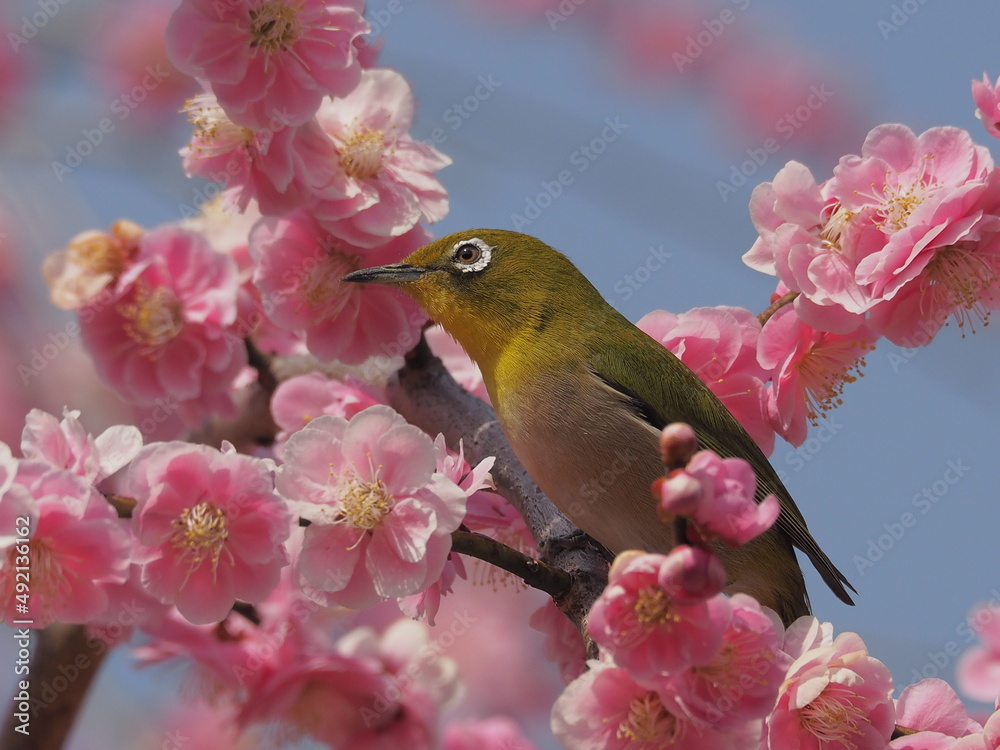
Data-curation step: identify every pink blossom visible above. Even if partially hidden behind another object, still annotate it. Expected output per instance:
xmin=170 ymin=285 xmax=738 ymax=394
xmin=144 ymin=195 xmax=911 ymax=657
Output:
xmin=21 ymin=408 xmax=142 ymax=485
xmin=398 ymin=438 xmax=494 ymax=624
xmin=249 ymin=209 xmax=426 ymax=363
xmin=167 ymin=0 xmax=368 ymax=129
xmin=445 ymin=716 xmax=539 ymax=750
xmin=551 ymin=660 xmax=747 ymax=750
xmin=637 ymin=306 xmax=774 ymax=454
xmin=180 ymin=92 xmax=338 ymax=216
xmin=127 ymin=441 xmax=291 ymax=624
xmin=529 ymin=599 xmax=587 ymax=685
xmin=973 ymin=74 xmax=1000 ymax=140
xmin=42 ymin=219 xmax=142 ymax=310
xmin=271 ymin=371 xmax=385 ymax=444
xmin=181 ymin=194 xmax=262 ymax=256
xmin=79 ymin=225 xmax=249 ymax=427
xmin=135 ymin=604 xmax=268 ymax=696
xmin=746 ymin=125 xmax=1000 ymax=343
xmin=743 ymin=161 xmax=873 ymax=333
xmin=889 ymin=678 xmax=982 ymax=749
xmin=865 ymin=232 xmax=1000 ymax=345
xmin=588 ymin=550 xmax=732 ymax=679
xmin=335 ymin=619 xmax=461 ymax=750
xmin=954 ymin=709 xmax=1000 ymax=750
xmin=277 ymin=406 xmax=468 ymax=609
xmin=665 ymin=594 xmax=786 ymax=729
xmin=312 ymin=68 xmax=452 ymax=247
xmin=764 ymin=631 xmax=895 ymax=750
xmin=758 ymin=305 xmax=875 ymax=446
xmin=781 ymin=615 xmax=834 ymax=660
xmin=832 ymin=125 xmax=1000 ymax=343
xmin=957 ymin=604 xmax=1000 ymax=703
xmin=425 ymin=324 xmax=491 ymax=403
xmin=656 ymin=544 xmax=727 ymax=604
xmin=658 ymin=450 xmax=779 ymax=546
xmin=398 ymin=552 xmax=466 ymax=626
xmin=1 ymin=461 xmax=129 ymax=627
xmin=235 ymin=645 xmax=391 ymax=746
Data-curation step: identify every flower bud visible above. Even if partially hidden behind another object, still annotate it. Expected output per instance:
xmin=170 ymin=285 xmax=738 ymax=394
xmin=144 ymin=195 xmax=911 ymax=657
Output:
xmin=659 ymin=423 xmax=699 ymax=470
xmin=658 ymin=545 xmax=727 ymax=603
xmin=656 ymin=470 xmax=704 ymax=520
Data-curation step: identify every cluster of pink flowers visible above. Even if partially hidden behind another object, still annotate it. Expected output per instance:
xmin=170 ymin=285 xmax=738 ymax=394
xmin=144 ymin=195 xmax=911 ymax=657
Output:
xmin=42 ymin=0 xmax=453 ymax=428
xmin=746 ymin=123 xmax=1000 ymax=346
xmin=136 ymin=565 xmax=464 ymax=749
xmin=637 ymin=92 xmax=1000 ymax=449
xmin=559 ymin=563 xmax=907 ymax=749
xmin=166 ymin=0 xmax=451 ymax=374
xmin=0 ymin=410 xmax=138 ymax=626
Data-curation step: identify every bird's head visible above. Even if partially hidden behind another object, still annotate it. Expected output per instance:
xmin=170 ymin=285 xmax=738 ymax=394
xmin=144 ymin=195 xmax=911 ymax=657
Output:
xmin=342 ymin=229 xmax=605 ymax=366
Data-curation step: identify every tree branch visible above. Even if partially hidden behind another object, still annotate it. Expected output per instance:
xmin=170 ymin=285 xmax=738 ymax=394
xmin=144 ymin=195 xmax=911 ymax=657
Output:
xmin=386 ymin=336 xmax=610 ymax=648
xmin=1 ymin=624 xmax=109 ymax=750
xmin=245 ymin=338 xmax=279 ymax=396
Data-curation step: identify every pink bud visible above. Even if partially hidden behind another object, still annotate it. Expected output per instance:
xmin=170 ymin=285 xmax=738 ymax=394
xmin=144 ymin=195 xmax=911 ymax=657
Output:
xmin=657 ymin=471 xmax=704 ymax=519
xmin=659 ymin=423 xmax=699 ymax=470
xmin=658 ymin=545 xmax=727 ymax=603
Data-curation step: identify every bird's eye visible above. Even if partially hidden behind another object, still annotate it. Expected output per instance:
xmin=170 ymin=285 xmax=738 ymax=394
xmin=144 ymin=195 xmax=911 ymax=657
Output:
xmin=450 ymin=238 xmax=493 ymax=273
xmin=456 ymin=243 xmax=481 ymax=263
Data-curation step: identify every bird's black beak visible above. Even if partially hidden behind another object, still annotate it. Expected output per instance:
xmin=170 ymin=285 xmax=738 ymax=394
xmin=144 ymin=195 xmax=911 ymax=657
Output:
xmin=341 ymin=263 xmax=429 ymax=285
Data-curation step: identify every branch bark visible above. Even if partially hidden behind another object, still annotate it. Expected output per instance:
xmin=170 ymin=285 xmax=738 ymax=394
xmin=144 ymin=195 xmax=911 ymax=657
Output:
xmin=1 ymin=624 xmax=109 ymax=750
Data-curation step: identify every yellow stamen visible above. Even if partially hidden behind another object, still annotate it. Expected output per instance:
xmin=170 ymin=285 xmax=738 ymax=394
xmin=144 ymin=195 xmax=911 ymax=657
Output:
xmin=799 ymin=686 xmax=868 ymax=747
xmin=248 ymin=1 xmax=302 ymax=51
xmin=338 ymin=467 xmax=392 ymax=531
xmin=633 ymin=586 xmax=677 ymax=628
xmin=118 ymin=282 xmax=183 ymax=359
xmin=920 ymin=242 xmax=998 ymax=336
xmin=615 ymin=692 xmax=683 ymax=745
xmin=797 ymin=337 xmax=873 ymax=425
xmin=340 ymin=127 xmax=388 ymax=180
xmin=170 ymin=502 xmax=231 ymax=579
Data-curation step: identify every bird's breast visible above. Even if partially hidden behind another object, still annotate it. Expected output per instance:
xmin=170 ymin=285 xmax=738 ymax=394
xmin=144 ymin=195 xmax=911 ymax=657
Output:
xmin=494 ymin=365 xmax=672 ymax=555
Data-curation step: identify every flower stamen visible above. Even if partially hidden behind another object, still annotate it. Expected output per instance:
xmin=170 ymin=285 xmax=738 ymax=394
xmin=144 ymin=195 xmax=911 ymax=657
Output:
xmin=118 ymin=282 xmax=184 ymax=359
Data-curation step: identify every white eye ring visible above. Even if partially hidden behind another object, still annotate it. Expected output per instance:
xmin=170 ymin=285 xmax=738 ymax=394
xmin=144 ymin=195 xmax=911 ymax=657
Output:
xmin=451 ymin=238 xmax=493 ymax=273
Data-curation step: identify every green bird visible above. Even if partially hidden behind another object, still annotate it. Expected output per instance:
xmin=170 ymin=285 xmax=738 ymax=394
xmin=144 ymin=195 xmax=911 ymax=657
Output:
xmin=342 ymin=229 xmax=854 ymax=624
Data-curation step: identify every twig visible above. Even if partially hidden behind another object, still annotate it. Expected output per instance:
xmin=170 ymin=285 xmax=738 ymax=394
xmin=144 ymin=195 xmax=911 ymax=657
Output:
xmin=451 ymin=530 xmax=572 ymax=597
xmin=757 ymin=290 xmax=799 ymax=326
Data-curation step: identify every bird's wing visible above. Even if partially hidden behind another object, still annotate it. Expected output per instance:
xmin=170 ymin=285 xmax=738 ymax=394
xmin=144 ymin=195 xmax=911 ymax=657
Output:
xmin=585 ymin=334 xmax=856 ymax=604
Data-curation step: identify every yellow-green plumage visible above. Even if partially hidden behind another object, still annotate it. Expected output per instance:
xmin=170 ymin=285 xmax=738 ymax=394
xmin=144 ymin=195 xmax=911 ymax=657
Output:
xmin=343 ymin=228 xmax=854 ymax=625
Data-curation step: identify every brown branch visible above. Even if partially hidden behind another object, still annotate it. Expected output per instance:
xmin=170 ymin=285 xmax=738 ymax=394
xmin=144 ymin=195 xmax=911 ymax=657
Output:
xmin=757 ymin=290 xmax=799 ymax=326
xmin=387 ymin=336 xmax=610 ymax=648
xmin=451 ymin=530 xmax=572 ymax=597
xmin=1 ymin=624 xmax=109 ymax=750
xmin=245 ymin=338 xmax=279 ymax=395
